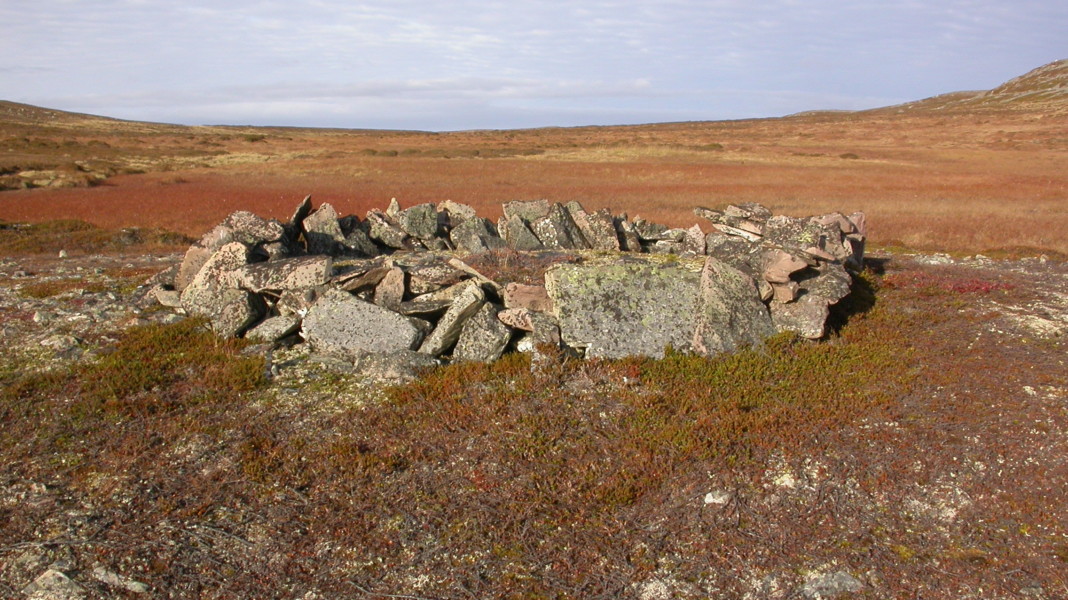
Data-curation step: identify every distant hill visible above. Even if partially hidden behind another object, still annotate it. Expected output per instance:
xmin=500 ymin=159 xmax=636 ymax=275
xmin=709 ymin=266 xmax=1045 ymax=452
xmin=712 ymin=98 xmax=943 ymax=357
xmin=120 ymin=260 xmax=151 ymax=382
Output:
xmin=872 ymin=59 xmax=1068 ymax=115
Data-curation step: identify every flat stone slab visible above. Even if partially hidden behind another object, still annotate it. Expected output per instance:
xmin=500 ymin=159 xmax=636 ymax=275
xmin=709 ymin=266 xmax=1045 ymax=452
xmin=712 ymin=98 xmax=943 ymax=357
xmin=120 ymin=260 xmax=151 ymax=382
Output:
xmin=232 ymin=255 xmax=333 ymax=292
xmin=544 ymin=256 xmax=705 ymax=359
xmin=302 ymin=288 xmax=427 ymax=357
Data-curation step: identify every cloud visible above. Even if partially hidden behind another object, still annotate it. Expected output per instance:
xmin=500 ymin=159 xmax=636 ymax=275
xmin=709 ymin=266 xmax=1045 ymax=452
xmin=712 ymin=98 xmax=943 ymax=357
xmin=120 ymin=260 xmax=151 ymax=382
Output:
xmin=2 ymin=0 xmax=1065 ymax=129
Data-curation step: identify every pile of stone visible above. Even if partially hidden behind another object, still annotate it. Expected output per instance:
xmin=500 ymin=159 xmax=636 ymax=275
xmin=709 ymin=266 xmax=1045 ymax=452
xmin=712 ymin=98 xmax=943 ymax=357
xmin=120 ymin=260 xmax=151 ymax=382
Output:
xmin=145 ymin=196 xmax=866 ymax=379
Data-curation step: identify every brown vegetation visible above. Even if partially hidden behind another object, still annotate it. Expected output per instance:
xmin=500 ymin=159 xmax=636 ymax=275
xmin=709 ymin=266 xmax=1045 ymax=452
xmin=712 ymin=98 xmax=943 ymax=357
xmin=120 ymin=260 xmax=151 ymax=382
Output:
xmin=1 ymin=60 xmax=1066 ymax=257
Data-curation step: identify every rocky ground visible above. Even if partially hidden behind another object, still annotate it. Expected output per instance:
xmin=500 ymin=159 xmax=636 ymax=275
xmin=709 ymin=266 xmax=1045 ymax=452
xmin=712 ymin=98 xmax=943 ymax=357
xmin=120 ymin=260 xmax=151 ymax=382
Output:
xmin=1 ymin=249 xmax=1066 ymax=599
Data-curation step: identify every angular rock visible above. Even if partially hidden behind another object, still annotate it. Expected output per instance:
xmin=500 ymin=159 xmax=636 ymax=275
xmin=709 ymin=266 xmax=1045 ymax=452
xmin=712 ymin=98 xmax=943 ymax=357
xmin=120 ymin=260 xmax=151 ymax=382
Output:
xmin=770 ymin=295 xmax=831 ymax=339
xmin=91 ymin=566 xmax=150 ymax=594
xmin=711 ymin=222 xmax=763 ymax=242
xmin=503 ymin=282 xmax=554 ymax=313
xmin=395 ymin=298 xmax=452 ymax=317
xmin=338 ymin=266 xmax=391 ymax=293
xmin=764 ymin=215 xmax=843 ymax=260
xmin=771 ymin=281 xmax=800 ymax=303
xmin=531 ymin=203 xmax=588 ymax=249
xmin=633 ymin=218 xmax=670 ymax=241
xmin=693 ymin=206 xmax=725 ymax=224
xmin=365 ymin=210 xmax=410 ymax=249
xmin=180 ymin=242 xmax=264 ymax=337
xmin=289 ymin=195 xmax=313 ymax=230
xmin=450 ymin=217 xmax=506 ymax=253
xmin=691 ymin=257 xmax=776 ymax=356
xmin=302 ymin=288 xmax=427 ymax=356
xmin=724 ymin=202 xmax=773 ymax=221
xmin=373 ymin=267 xmax=406 ymax=309
xmin=762 ymin=249 xmax=810 ymax=284
xmin=682 ymin=224 xmax=706 ymax=255
xmin=302 ymin=203 xmax=346 ymax=254
xmin=583 ymin=208 xmax=622 ymax=250
xmin=502 ymin=199 xmax=551 ymax=222
xmin=223 ymin=210 xmax=285 ymax=246
xmin=799 ymin=262 xmax=853 ymax=305
xmin=246 ymin=315 xmax=302 ymax=343
xmin=396 ymin=203 xmax=440 ymax=240
xmin=438 ymin=199 xmax=478 ymax=228
xmin=22 ymin=568 xmax=85 ymax=599
xmin=352 ymin=349 xmax=440 ymax=383
xmin=498 ymin=214 xmax=545 ymax=251
xmin=455 ymin=302 xmax=513 ymax=362
xmin=232 ymin=255 xmax=333 ymax=292
xmin=704 ymin=233 xmax=764 ymax=278
xmin=615 ymin=216 xmax=642 ymax=251
xmin=418 ymin=280 xmax=485 ymax=356
xmin=153 ymin=287 xmax=182 ymax=308
xmin=544 ymin=257 xmax=704 ymax=359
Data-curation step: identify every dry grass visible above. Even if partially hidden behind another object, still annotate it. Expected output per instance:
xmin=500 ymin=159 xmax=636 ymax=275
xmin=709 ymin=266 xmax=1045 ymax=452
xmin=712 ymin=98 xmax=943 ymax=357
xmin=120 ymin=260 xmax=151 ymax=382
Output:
xmin=1 ymin=100 xmax=1066 ymax=256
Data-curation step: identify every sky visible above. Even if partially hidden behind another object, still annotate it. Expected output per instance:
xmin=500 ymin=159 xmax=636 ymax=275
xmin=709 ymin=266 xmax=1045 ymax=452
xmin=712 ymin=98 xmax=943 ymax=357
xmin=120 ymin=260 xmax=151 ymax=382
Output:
xmin=2 ymin=1 xmax=1066 ymax=131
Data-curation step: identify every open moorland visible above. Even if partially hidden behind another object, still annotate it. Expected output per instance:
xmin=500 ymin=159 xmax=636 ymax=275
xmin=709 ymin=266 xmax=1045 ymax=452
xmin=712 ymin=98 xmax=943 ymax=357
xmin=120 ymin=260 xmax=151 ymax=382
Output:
xmin=0 ymin=61 xmax=1066 ymax=599
xmin=2 ymin=60 xmax=1067 ymax=257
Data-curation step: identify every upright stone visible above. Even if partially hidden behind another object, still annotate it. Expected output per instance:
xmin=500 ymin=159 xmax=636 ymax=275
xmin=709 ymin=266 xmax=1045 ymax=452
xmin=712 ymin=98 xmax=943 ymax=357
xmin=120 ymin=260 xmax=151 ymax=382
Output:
xmin=373 ymin=267 xmax=406 ymax=309
xmin=179 ymin=242 xmax=264 ymax=337
xmin=498 ymin=214 xmax=545 ymax=251
xmin=396 ymin=203 xmax=440 ymax=241
xmin=303 ymin=203 xmax=346 ymax=254
xmin=450 ymin=217 xmax=506 ymax=253
xmin=418 ymin=281 xmax=485 ymax=356
xmin=454 ymin=302 xmax=513 ymax=362
xmin=531 ymin=203 xmax=588 ymax=249
xmin=365 ymin=210 xmax=410 ymax=249
xmin=544 ymin=256 xmax=705 ymax=359
xmin=691 ymin=257 xmax=776 ymax=356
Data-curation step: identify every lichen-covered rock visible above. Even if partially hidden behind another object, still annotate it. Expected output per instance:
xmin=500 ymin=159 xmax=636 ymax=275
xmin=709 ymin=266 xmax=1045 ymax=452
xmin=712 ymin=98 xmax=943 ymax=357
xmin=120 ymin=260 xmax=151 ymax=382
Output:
xmin=450 ymin=217 xmax=506 ymax=253
xmin=544 ymin=257 xmax=704 ymax=358
xmin=498 ymin=214 xmax=545 ymax=251
xmin=246 ymin=314 xmax=302 ymax=342
xmin=365 ymin=210 xmax=410 ymax=249
xmin=762 ymin=249 xmax=810 ymax=284
xmin=455 ymin=302 xmax=513 ymax=362
xmin=373 ymin=267 xmax=406 ymax=309
xmin=302 ymin=288 xmax=427 ymax=356
xmin=179 ymin=242 xmax=264 ymax=337
xmin=438 ymin=199 xmax=477 ymax=228
xmin=351 ymin=349 xmax=440 ymax=383
xmin=302 ymin=203 xmax=346 ymax=254
xmin=502 ymin=199 xmax=551 ymax=222
xmin=232 ymin=255 xmax=333 ymax=292
xmin=396 ymin=203 xmax=440 ymax=240
xmin=418 ymin=280 xmax=485 ymax=356
xmin=222 ymin=210 xmax=285 ymax=246
xmin=770 ymin=295 xmax=831 ymax=339
xmin=691 ymin=257 xmax=776 ymax=356
xmin=531 ymin=203 xmax=589 ymax=249
xmin=615 ymin=216 xmax=642 ymax=251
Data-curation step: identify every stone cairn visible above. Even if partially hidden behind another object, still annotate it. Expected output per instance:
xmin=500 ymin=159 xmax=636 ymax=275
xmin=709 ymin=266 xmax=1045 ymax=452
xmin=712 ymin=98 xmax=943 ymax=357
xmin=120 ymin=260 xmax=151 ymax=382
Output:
xmin=146 ymin=197 xmax=866 ymax=380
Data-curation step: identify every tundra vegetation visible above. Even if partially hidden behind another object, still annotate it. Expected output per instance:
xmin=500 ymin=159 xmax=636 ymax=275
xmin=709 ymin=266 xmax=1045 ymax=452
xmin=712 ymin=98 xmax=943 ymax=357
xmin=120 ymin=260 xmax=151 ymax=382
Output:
xmin=0 ymin=60 xmax=1066 ymax=598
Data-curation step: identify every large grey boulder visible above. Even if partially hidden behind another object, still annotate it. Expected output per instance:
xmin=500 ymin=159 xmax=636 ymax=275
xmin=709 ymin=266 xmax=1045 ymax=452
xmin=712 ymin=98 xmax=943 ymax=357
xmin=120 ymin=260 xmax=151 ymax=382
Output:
xmin=770 ymin=295 xmax=831 ymax=339
xmin=302 ymin=288 xmax=427 ymax=357
xmin=232 ymin=255 xmax=333 ymax=292
xmin=179 ymin=242 xmax=265 ymax=337
xmin=454 ymin=302 xmax=513 ymax=362
xmin=691 ymin=257 xmax=776 ymax=356
xmin=418 ymin=280 xmax=486 ymax=356
xmin=544 ymin=257 xmax=704 ymax=358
